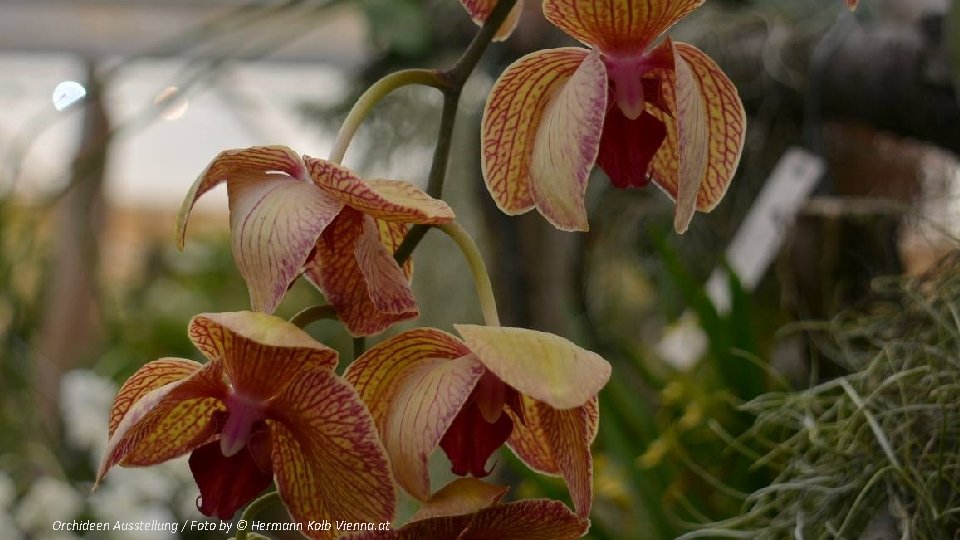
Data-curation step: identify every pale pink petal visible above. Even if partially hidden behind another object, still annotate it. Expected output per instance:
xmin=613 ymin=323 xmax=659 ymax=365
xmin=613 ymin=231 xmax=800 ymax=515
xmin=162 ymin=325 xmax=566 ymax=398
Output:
xmin=226 ymin=174 xmax=342 ymax=313
xmin=481 ymin=48 xmax=592 ymax=220
xmin=355 ymin=215 xmax=417 ymax=315
xmin=176 ymin=145 xmax=305 ymax=250
xmin=529 ymin=49 xmax=608 ymax=231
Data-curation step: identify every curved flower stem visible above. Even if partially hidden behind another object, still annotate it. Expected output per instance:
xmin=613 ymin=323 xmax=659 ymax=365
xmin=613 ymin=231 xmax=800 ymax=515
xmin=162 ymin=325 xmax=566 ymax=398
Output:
xmin=437 ymin=222 xmax=500 ymax=327
xmin=394 ymin=0 xmax=518 ymax=265
xmin=289 ymin=304 xmax=338 ymax=328
xmin=328 ymin=68 xmax=447 ymax=164
xmin=235 ymin=490 xmax=280 ymax=540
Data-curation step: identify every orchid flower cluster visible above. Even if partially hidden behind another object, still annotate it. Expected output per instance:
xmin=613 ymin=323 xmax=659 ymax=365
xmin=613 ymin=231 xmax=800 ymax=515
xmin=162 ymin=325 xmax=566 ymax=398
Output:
xmin=95 ymin=0 xmax=846 ymax=538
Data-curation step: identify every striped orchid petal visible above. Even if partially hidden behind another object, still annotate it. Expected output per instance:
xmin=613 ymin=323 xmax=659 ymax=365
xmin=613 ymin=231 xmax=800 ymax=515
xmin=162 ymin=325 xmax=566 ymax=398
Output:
xmin=345 ymin=329 xmax=480 ymax=501
xmin=507 ymin=397 xmax=599 ymax=518
xmin=304 ymin=210 xmax=419 ymax=337
xmin=268 ymin=365 xmax=396 ymax=540
xmin=481 ymin=48 xmax=607 ymax=231
xmin=647 ymin=42 xmax=746 ymax=233
xmin=459 ymin=0 xmax=524 ymax=41
xmin=543 ymin=0 xmax=705 ymax=55
xmin=97 ymin=361 xmax=224 ymax=483
xmin=305 ymin=158 xmax=454 ymax=224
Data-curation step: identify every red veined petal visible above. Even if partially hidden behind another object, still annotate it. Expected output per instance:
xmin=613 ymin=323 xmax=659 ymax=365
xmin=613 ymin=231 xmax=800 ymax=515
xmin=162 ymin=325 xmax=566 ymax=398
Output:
xmin=107 ymin=358 xmax=202 ymax=438
xmin=454 ymin=325 xmax=611 ymax=410
xmin=352 ymin=499 xmax=589 ymax=540
xmin=543 ymin=0 xmax=705 ymax=55
xmin=529 ymin=50 xmax=608 ymax=231
xmin=345 ymin=328 xmax=473 ymax=429
xmin=345 ymin=329 xmax=477 ymax=500
xmin=481 ymin=48 xmax=600 ymax=225
xmin=389 ymin=355 xmax=487 ymax=499
xmin=188 ymin=439 xmax=273 ymax=520
xmin=648 ymin=42 xmax=746 ymax=233
xmin=304 ymin=209 xmax=418 ymax=336
xmin=409 ymin=478 xmax=509 ymax=522
xmin=305 ymin=158 xmax=454 ymax=224
xmin=379 ymin=219 xmax=413 ymax=277
xmin=226 ymin=174 xmax=342 ymax=313
xmin=97 ymin=362 xmax=225 ymax=483
xmin=177 ymin=146 xmax=306 ymax=250
xmin=507 ymin=398 xmax=599 ymax=518
xmin=355 ymin=215 xmax=418 ymax=315
xmin=459 ymin=0 xmax=525 ymax=41
xmin=268 ymin=366 xmax=395 ymax=539
xmin=187 ymin=312 xmax=339 ymax=402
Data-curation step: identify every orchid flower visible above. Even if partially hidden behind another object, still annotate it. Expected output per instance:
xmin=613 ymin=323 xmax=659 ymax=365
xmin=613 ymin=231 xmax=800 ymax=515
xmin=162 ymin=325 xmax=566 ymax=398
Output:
xmin=177 ymin=146 xmax=455 ymax=336
xmin=352 ymin=479 xmax=588 ymax=540
xmin=96 ymin=311 xmax=395 ymax=538
xmin=344 ymin=326 xmax=610 ymax=518
xmin=846 ymin=0 xmax=859 ymax=10
xmin=459 ymin=0 xmax=524 ymax=41
xmin=480 ymin=0 xmax=746 ymax=233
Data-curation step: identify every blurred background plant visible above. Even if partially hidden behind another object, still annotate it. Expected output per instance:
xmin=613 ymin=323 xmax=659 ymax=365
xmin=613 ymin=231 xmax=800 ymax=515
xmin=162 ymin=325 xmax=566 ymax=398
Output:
xmin=2 ymin=0 xmax=960 ymax=539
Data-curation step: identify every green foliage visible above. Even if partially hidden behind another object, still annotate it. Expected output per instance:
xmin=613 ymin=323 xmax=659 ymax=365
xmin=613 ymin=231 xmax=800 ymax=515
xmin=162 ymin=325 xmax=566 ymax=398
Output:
xmin=696 ymin=252 xmax=960 ymax=539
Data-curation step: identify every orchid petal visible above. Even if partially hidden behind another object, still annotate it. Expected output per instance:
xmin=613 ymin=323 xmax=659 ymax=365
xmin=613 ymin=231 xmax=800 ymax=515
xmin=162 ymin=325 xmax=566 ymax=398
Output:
xmin=356 ymin=215 xmax=418 ymax=315
xmin=649 ymin=42 xmax=746 ymax=233
xmin=353 ymin=499 xmax=589 ymax=540
xmin=269 ymin=365 xmax=395 ymax=539
xmin=389 ymin=355 xmax=486 ymax=500
xmin=345 ymin=328 xmax=481 ymax=500
xmin=454 ymin=325 xmax=611 ymax=410
xmin=226 ymin=174 xmax=342 ymax=313
xmin=305 ymin=158 xmax=454 ymax=224
xmin=409 ymin=478 xmax=509 ymax=522
xmin=543 ymin=0 xmax=705 ymax=55
xmin=846 ymin=0 xmax=859 ymax=10
xmin=304 ymin=210 xmax=418 ymax=336
xmin=481 ymin=48 xmax=597 ymax=222
xmin=346 ymin=328 xmax=473 ymax=428
xmin=459 ymin=0 xmax=524 ymax=41
xmin=107 ymin=358 xmax=203 ymax=437
xmin=176 ymin=146 xmax=306 ymax=250
xmin=188 ymin=312 xmax=339 ymax=402
xmin=97 ymin=362 xmax=225 ymax=483
xmin=529 ymin=50 xmax=608 ymax=231
xmin=379 ymin=219 xmax=413 ymax=276
xmin=508 ymin=397 xmax=599 ymax=518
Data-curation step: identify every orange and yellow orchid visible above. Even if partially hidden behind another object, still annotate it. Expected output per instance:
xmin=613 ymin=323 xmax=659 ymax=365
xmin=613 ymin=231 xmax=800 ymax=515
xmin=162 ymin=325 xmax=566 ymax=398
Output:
xmin=96 ymin=311 xmax=395 ymax=538
xmin=177 ymin=146 xmax=454 ymax=336
xmin=344 ymin=326 xmax=610 ymax=518
xmin=352 ymin=478 xmax=589 ymax=540
xmin=458 ymin=0 xmax=524 ymax=41
xmin=480 ymin=0 xmax=746 ymax=234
